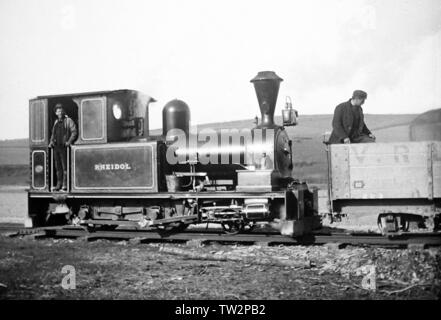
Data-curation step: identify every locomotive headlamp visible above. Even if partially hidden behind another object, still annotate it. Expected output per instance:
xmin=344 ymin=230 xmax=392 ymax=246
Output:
xmin=112 ymin=103 xmax=122 ymax=120
xmin=282 ymin=96 xmax=298 ymax=126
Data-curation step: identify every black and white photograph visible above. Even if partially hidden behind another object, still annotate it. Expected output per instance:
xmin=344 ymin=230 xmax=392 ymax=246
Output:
xmin=0 ymin=0 xmax=440 ymax=308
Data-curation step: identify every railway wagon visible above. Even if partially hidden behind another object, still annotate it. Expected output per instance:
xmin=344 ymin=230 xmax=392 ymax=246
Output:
xmin=27 ymin=71 xmax=321 ymax=236
xmin=326 ymin=141 xmax=441 ymax=233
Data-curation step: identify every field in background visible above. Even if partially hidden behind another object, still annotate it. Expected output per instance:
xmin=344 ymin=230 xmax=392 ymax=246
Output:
xmin=0 ymin=165 xmax=29 ymax=186
xmin=0 ymin=138 xmax=28 ymax=165
xmin=0 ymin=187 xmax=27 ymax=224
xmin=0 ymin=138 xmax=29 ymax=186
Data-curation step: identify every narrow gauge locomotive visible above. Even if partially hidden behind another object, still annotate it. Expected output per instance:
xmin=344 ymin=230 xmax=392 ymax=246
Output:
xmin=27 ymin=71 xmax=321 ymax=236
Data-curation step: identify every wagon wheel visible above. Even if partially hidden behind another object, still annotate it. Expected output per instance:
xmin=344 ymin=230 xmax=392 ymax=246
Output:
xmin=378 ymin=213 xmax=411 ymax=234
xmin=400 ymin=218 xmax=410 ymax=232
xmin=221 ymin=220 xmax=244 ymax=234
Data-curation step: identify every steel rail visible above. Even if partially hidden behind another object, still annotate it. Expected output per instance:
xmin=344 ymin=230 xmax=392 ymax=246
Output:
xmin=15 ymin=226 xmax=441 ymax=247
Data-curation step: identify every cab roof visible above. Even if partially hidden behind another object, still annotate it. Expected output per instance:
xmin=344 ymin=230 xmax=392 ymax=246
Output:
xmin=34 ymin=89 xmax=139 ymax=100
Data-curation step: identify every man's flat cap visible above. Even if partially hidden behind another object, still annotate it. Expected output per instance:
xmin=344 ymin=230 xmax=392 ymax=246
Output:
xmin=54 ymin=103 xmax=64 ymax=111
xmin=352 ymin=90 xmax=367 ymax=99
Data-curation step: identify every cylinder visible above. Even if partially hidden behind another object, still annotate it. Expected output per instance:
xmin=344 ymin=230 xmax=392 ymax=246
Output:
xmin=162 ymin=99 xmax=190 ymax=139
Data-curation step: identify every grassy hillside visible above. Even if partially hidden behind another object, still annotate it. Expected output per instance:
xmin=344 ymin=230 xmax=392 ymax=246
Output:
xmin=0 ymin=165 xmax=29 ymax=186
xmin=0 ymin=138 xmax=28 ymax=166
xmin=0 ymin=139 xmax=29 ymax=185
xmin=0 ymin=114 xmax=416 ymax=186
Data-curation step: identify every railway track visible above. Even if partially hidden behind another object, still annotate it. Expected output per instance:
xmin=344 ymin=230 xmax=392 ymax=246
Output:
xmin=8 ymin=225 xmax=441 ymax=248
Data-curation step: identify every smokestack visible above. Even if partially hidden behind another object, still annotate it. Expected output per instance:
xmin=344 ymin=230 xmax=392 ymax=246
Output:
xmin=250 ymin=71 xmax=283 ymax=128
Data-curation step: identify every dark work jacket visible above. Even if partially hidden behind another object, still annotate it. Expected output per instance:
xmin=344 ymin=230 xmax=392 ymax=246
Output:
xmin=329 ymin=99 xmax=371 ymax=144
xmin=50 ymin=116 xmax=78 ymax=146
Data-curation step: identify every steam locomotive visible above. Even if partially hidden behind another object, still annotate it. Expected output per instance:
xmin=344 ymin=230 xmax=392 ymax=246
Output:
xmin=27 ymin=71 xmax=321 ymax=236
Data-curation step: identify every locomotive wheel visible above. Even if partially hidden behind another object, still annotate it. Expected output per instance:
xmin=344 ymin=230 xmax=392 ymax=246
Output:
xmin=243 ymin=223 xmax=256 ymax=233
xmin=100 ymin=225 xmax=118 ymax=231
xmin=402 ymin=219 xmax=410 ymax=232
xmin=86 ymin=224 xmax=96 ymax=233
xmin=221 ymin=221 xmax=244 ymax=234
xmin=171 ymin=223 xmax=189 ymax=232
xmin=157 ymin=222 xmax=189 ymax=233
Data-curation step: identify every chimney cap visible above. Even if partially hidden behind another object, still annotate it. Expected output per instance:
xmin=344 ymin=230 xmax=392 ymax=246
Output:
xmin=250 ymin=71 xmax=283 ymax=83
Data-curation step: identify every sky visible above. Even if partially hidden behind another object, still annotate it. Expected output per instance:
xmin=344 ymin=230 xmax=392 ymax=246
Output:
xmin=0 ymin=0 xmax=440 ymax=139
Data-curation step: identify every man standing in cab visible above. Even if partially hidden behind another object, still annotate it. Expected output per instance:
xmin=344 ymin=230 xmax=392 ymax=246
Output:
xmin=329 ymin=90 xmax=376 ymax=144
xmin=48 ymin=103 xmax=77 ymax=191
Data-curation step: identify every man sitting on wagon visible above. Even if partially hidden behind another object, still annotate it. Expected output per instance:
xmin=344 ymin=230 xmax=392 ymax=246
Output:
xmin=48 ymin=103 xmax=78 ymax=191
xmin=329 ymin=90 xmax=376 ymax=144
